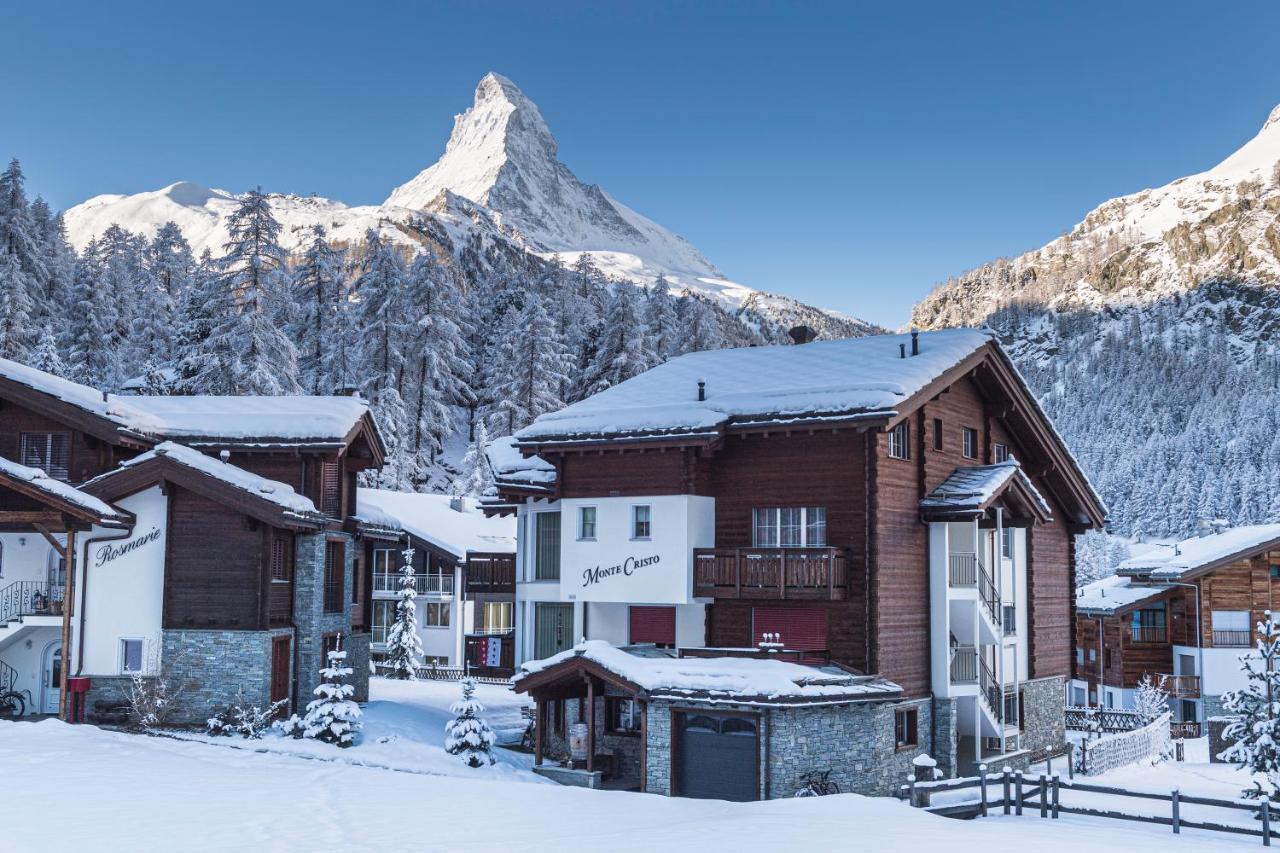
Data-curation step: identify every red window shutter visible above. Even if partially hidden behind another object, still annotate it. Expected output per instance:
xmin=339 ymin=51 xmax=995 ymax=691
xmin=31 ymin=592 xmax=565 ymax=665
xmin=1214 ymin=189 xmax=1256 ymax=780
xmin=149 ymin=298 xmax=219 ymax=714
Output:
xmin=629 ymin=606 xmax=676 ymax=646
xmin=751 ymin=607 xmax=827 ymax=651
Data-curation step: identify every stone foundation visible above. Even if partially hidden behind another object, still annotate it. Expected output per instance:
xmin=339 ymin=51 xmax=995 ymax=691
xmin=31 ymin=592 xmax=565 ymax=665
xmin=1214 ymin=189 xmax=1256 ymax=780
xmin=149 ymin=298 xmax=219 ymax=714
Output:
xmin=1208 ymin=716 xmax=1236 ymax=764
xmin=160 ymin=629 xmax=285 ymax=725
xmin=1019 ymin=675 xmax=1067 ymax=759
xmin=931 ymin=697 xmax=959 ymax=778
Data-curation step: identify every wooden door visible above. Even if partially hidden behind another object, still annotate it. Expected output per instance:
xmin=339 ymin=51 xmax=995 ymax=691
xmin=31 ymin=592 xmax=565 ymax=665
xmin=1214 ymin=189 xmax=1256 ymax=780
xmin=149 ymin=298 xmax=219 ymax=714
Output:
xmin=270 ymin=636 xmax=291 ymax=708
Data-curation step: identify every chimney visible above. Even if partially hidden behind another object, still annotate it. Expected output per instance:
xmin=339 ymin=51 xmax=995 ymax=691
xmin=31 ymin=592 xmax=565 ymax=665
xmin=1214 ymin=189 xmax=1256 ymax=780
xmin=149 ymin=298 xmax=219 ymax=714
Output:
xmin=219 ymin=449 xmax=231 ymax=463
xmin=333 ymin=384 xmax=360 ymax=397
xmin=911 ymin=328 xmax=920 ymax=356
xmin=450 ymin=496 xmax=465 ymax=513
xmin=1196 ymin=518 xmax=1212 ymax=537
xmin=697 ymin=379 xmax=706 ymax=402
xmin=788 ymin=325 xmax=818 ymax=345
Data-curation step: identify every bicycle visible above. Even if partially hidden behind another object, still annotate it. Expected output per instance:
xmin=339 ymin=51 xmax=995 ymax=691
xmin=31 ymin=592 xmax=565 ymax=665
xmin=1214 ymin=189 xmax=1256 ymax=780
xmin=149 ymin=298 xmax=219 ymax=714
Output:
xmin=0 ymin=688 xmax=31 ymax=719
xmin=795 ymin=769 xmax=840 ymax=797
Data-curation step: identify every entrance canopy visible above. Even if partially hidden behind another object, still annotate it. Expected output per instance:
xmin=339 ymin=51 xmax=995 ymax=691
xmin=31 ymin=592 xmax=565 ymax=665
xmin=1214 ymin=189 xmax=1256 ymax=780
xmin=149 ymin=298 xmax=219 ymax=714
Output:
xmin=0 ymin=456 xmax=131 ymax=532
xmin=920 ymin=461 xmax=1052 ymax=525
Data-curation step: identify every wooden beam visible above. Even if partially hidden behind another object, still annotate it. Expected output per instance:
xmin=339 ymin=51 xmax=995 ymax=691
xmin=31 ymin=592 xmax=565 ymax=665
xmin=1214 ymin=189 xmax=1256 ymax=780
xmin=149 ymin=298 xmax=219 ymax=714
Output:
xmin=535 ymin=698 xmax=545 ymax=766
xmin=59 ymin=529 xmax=76 ymax=722
xmin=586 ymin=677 xmax=596 ymax=773
xmin=33 ymin=522 xmax=64 ymax=554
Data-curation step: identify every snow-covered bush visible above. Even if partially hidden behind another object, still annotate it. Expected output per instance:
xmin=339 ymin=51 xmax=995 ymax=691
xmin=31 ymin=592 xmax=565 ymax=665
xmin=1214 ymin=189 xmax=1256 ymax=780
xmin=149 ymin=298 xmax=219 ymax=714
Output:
xmin=303 ymin=645 xmax=362 ymax=747
xmin=445 ymin=678 xmax=496 ymax=767
xmin=383 ymin=548 xmax=424 ymax=680
xmin=1133 ymin=674 xmax=1171 ymax=725
xmin=207 ymin=697 xmax=288 ymax=739
xmin=120 ymin=642 xmax=190 ymax=731
xmin=1221 ymin=611 xmax=1280 ymax=800
xmin=273 ymin=714 xmax=305 ymax=739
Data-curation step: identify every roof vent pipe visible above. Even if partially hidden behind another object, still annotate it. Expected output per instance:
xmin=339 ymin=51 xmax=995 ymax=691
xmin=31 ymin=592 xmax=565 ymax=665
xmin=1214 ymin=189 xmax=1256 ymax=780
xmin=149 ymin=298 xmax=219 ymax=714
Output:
xmin=219 ymin=449 xmax=231 ymax=463
xmin=697 ymin=379 xmax=706 ymax=402
xmin=899 ymin=343 xmax=906 ymax=359
xmin=911 ymin=328 xmax=920 ymax=356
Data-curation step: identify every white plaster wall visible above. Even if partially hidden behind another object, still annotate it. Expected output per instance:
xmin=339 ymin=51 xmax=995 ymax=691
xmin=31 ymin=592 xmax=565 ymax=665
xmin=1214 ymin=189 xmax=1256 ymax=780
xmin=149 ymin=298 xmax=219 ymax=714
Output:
xmin=579 ymin=601 xmax=706 ymax=648
xmin=0 ymin=626 xmax=61 ymax=712
xmin=75 ymin=487 xmax=167 ymax=677
xmin=1174 ymin=644 xmax=1257 ymax=697
xmin=515 ymin=499 xmax=564 ymax=664
xmin=0 ymin=531 xmax=58 ymax=586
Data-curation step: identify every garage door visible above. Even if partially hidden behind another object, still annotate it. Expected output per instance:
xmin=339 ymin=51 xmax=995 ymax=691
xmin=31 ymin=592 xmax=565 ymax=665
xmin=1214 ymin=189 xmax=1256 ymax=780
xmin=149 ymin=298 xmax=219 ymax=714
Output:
xmin=629 ymin=606 xmax=676 ymax=647
xmin=675 ymin=712 xmax=759 ymax=801
xmin=751 ymin=607 xmax=827 ymax=651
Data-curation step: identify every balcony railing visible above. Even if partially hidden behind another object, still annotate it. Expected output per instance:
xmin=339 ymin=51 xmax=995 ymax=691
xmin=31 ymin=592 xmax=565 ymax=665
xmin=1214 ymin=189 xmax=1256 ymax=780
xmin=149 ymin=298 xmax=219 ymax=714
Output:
xmin=1212 ymin=629 xmax=1251 ymax=648
xmin=1161 ymin=674 xmax=1201 ymax=698
xmin=465 ymin=553 xmax=516 ymax=594
xmin=374 ymin=573 xmax=454 ymax=597
xmin=693 ymin=547 xmax=850 ymax=600
xmin=948 ymin=553 xmax=977 ymax=586
xmin=0 ymin=580 xmax=59 ymax=623
xmin=1131 ymin=626 xmax=1167 ymax=643
xmin=950 ymin=645 xmax=978 ymax=683
xmin=947 ymin=553 xmax=1000 ymax=627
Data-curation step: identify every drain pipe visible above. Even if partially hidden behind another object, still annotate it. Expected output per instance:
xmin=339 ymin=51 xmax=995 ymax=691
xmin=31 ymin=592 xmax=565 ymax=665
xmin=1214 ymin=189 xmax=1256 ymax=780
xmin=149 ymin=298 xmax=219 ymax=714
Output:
xmin=75 ymin=528 xmax=134 ymax=678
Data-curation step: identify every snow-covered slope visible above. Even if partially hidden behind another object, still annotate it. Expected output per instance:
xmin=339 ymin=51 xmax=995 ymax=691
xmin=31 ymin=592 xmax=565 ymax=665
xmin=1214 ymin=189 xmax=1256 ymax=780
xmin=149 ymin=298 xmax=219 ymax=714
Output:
xmin=64 ymin=73 xmax=871 ymax=332
xmin=912 ymin=103 xmax=1280 ymax=327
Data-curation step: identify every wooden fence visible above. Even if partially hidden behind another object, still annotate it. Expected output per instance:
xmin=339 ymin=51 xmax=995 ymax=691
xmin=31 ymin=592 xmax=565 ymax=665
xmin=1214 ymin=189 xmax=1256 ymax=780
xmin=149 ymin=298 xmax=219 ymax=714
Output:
xmin=900 ymin=766 xmax=1280 ymax=846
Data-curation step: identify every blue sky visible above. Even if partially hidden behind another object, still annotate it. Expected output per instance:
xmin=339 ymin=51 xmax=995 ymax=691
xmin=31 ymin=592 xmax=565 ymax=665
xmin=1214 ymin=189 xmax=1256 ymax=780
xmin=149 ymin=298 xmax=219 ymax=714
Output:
xmin=4 ymin=1 xmax=1280 ymax=327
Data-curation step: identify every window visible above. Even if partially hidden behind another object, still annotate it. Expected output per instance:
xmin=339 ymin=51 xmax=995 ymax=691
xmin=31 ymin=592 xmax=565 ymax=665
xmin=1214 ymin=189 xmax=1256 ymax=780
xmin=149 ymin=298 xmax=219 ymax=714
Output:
xmin=577 ymin=506 xmax=597 ymax=540
xmin=1105 ymin=691 xmax=1114 ymax=709
xmin=888 ymin=420 xmax=910 ymax=459
xmin=1002 ymin=605 xmax=1016 ymax=636
xmin=371 ymin=600 xmax=395 ymax=645
xmin=0 ymin=540 xmax=4 ymax=578
xmin=1272 ymin=564 xmax=1280 ymax=580
xmin=20 ymin=432 xmax=70 ymax=481
xmin=423 ymin=602 xmax=451 ymax=628
xmin=270 ymin=535 xmax=292 ymax=583
xmin=1088 ymin=648 xmax=1097 ymax=662
xmin=631 ymin=505 xmax=651 ymax=540
xmin=932 ymin=417 xmax=943 ymax=451
xmin=1212 ymin=610 xmax=1251 ymax=647
xmin=534 ymin=512 xmax=561 ymax=580
xmin=606 ymin=697 xmax=641 ymax=734
xmin=894 ymin=707 xmax=918 ymax=749
xmin=1003 ymin=692 xmax=1020 ymax=727
xmin=323 ymin=540 xmax=345 ymax=613
xmin=962 ymin=427 xmax=978 ymax=459
xmin=1104 ymin=648 xmax=1113 ymax=669
xmin=1072 ymin=686 xmax=1086 ymax=706
xmin=480 ymin=601 xmax=513 ymax=633
xmin=322 ymin=633 xmax=341 ymax=657
xmin=1001 ymin=526 xmax=1014 ymax=559
xmin=1075 ymin=647 xmax=1084 ymax=666
xmin=320 ymin=459 xmax=341 ymax=517
xmin=1131 ymin=607 xmax=1167 ymax=643
xmin=120 ymin=639 xmax=144 ymax=674
xmin=752 ymin=507 xmax=827 ymax=547
xmin=993 ymin=443 xmax=1009 ymax=463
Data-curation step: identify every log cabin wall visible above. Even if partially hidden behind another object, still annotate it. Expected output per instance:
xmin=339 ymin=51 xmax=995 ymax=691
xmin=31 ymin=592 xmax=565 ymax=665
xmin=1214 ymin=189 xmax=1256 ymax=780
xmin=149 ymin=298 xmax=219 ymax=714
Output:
xmin=559 ymin=450 xmax=699 ymax=498
xmin=1198 ymin=553 xmax=1280 ymax=646
xmin=0 ymin=397 xmax=122 ymax=483
xmin=163 ymin=485 xmax=269 ymax=630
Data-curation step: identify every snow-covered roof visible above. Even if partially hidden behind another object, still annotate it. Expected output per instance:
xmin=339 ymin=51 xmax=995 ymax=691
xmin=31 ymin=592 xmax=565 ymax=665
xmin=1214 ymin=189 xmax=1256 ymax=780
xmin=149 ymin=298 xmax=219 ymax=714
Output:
xmin=1117 ymin=524 xmax=1280 ymax=580
xmin=0 ymin=455 xmax=129 ymax=524
xmin=485 ymin=435 xmax=555 ymax=492
xmin=87 ymin=442 xmax=324 ymax=522
xmin=356 ymin=489 xmax=516 ymax=559
xmin=920 ymin=461 xmax=1052 ymax=518
xmin=515 ymin=641 xmax=902 ymax=706
xmin=515 ymin=329 xmax=994 ymax=443
xmin=1075 ymin=575 xmax=1175 ymax=616
xmin=0 ymin=356 xmax=375 ymax=447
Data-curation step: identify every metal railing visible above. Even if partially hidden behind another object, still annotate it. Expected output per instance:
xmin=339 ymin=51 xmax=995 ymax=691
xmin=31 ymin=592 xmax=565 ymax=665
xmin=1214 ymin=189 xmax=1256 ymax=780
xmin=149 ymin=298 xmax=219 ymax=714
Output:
xmin=1212 ymin=629 xmax=1251 ymax=648
xmin=947 ymin=553 xmax=1000 ymax=627
xmin=0 ymin=580 xmax=58 ymax=624
xmin=1130 ymin=625 xmax=1167 ymax=643
xmin=693 ymin=547 xmax=851 ymax=600
xmin=0 ymin=659 xmax=16 ymax=694
xmin=977 ymin=563 xmax=1000 ymax=627
xmin=950 ymin=645 xmax=978 ymax=683
xmin=980 ymin=656 xmax=1003 ymax=723
xmin=1160 ymin=674 xmax=1201 ymax=698
xmin=948 ymin=553 xmax=977 ymax=586
xmin=373 ymin=573 xmax=454 ymax=596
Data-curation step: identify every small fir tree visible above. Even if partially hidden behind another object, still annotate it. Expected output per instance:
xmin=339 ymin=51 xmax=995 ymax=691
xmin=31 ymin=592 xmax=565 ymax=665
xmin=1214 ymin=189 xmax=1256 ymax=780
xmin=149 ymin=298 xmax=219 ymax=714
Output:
xmin=1133 ymin=674 xmax=1171 ymax=725
xmin=384 ymin=548 xmax=425 ymax=680
xmin=445 ymin=677 xmax=496 ymax=767
xmin=302 ymin=641 xmax=362 ymax=747
xmin=1222 ymin=611 xmax=1280 ymax=800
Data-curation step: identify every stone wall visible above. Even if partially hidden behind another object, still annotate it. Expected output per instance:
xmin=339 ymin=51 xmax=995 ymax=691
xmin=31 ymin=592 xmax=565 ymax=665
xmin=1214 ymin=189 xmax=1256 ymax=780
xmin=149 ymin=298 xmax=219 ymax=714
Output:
xmin=1203 ymin=695 xmax=1229 ymax=720
xmin=348 ymin=632 xmax=371 ymax=703
xmin=1020 ymin=675 xmax=1067 ymax=759
xmin=538 ymin=696 xmax=644 ymax=788
xmin=293 ymin=532 xmax=357 ymax=704
xmin=642 ymin=697 xmax=931 ymax=799
xmin=931 ymin=697 xmax=959 ymax=778
xmin=1208 ymin=716 xmax=1236 ymax=764
xmin=160 ymin=629 xmax=278 ymax=724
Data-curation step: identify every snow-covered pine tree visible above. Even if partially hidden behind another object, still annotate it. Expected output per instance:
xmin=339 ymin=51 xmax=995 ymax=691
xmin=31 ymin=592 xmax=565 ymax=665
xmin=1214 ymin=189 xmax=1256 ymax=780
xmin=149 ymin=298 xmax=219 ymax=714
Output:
xmin=0 ymin=159 xmax=49 ymax=289
xmin=0 ymin=253 xmax=34 ymax=361
xmin=457 ymin=421 xmax=495 ymax=498
xmin=173 ymin=250 xmax=219 ymax=392
xmin=582 ymin=282 xmax=650 ymax=395
xmin=30 ymin=324 xmax=66 ymax=377
xmin=1221 ymin=611 xmax=1280 ymax=800
xmin=65 ymin=239 xmax=117 ymax=385
xmin=355 ymin=230 xmax=411 ymax=487
xmin=186 ymin=190 xmax=300 ymax=395
xmin=445 ymin=677 xmax=496 ymax=767
xmin=486 ymin=295 xmax=570 ymax=435
xmin=645 ymin=275 xmax=679 ymax=363
xmin=290 ymin=224 xmax=347 ymax=394
xmin=302 ymin=641 xmax=362 ymax=747
xmin=383 ymin=548 xmax=425 ymax=680
xmin=1133 ymin=674 xmax=1170 ymax=725
xmin=135 ymin=221 xmax=193 ymax=368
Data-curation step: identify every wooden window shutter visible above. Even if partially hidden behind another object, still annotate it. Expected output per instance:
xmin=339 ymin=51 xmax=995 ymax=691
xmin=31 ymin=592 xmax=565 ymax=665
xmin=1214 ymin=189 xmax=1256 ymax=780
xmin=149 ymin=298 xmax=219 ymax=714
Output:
xmin=324 ymin=540 xmax=345 ymax=613
xmin=321 ymin=460 xmax=341 ymax=517
xmin=751 ymin=607 xmax=828 ymax=651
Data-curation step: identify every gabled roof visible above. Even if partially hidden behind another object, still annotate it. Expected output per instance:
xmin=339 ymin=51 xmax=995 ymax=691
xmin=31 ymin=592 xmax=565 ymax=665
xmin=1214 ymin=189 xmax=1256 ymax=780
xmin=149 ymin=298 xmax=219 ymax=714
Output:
xmin=516 ymin=329 xmax=993 ymax=446
xmin=920 ymin=461 xmax=1052 ymax=522
xmin=1117 ymin=524 xmax=1280 ymax=581
xmin=0 ymin=356 xmax=385 ymax=458
xmin=0 ymin=456 xmax=132 ymax=528
xmin=354 ymin=489 xmax=516 ymax=560
xmin=83 ymin=442 xmax=327 ymax=530
xmin=485 ymin=435 xmax=555 ymax=494
xmin=514 ymin=641 xmax=902 ymax=707
xmin=1076 ymin=575 xmax=1175 ymax=617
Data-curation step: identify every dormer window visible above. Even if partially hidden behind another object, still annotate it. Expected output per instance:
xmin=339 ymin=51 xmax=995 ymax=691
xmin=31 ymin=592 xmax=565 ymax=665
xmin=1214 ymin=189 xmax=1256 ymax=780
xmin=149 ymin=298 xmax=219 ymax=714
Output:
xmin=993 ymin=443 xmax=1009 ymax=463
xmin=962 ymin=427 xmax=978 ymax=460
xmin=20 ymin=432 xmax=70 ymax=481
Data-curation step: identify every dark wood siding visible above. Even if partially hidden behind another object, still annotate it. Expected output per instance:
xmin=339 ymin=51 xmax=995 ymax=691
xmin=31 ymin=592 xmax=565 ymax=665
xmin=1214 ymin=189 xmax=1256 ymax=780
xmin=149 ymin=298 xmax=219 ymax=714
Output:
xmin=163 ymin=485 xmax=267 ymax=629
xmin=0 ymin=398 xmax=114 ymax=483
xmin=559 ymin=450 xmax=699 ymax=498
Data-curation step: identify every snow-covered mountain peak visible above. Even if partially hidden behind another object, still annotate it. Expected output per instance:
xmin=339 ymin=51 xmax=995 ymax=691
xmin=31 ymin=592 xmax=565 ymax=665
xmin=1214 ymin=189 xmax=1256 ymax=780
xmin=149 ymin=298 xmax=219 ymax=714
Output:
xmin=1262 ymin=103 xmax=1280 ymax=133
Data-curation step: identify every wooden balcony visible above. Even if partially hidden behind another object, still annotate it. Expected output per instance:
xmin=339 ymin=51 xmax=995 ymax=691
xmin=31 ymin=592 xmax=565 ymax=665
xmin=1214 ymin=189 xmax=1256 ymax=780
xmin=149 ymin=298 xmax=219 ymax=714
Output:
xmin=465 ymin=553 xmax=516 ymax=595
xmin=1130 ymin=626 xmax=1167 ymax=644
xmin=1160 ymin=674 xmax=1201 ymax=698
xmin=692 ymin=547 xmax=851 ymax=601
